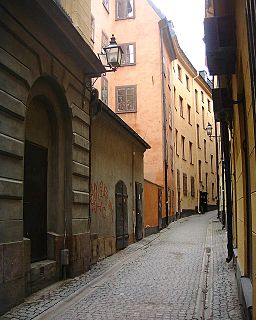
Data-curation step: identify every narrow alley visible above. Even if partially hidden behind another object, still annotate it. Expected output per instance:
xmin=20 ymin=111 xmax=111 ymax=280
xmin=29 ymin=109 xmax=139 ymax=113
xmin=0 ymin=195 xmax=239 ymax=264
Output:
xmin=1 ymin=211 xmax=243 ymax=320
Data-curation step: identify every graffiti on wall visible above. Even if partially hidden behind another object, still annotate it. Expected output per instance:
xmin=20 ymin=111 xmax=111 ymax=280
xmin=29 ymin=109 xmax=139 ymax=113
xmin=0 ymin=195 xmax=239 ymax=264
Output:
xmin=90 ymin=181 xmax=114 ymax=219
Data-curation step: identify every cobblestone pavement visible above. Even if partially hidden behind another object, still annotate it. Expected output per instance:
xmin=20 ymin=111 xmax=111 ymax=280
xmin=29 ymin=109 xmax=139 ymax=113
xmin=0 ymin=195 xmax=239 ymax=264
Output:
xmin=1 ymin=211 xmax=244 ymax=320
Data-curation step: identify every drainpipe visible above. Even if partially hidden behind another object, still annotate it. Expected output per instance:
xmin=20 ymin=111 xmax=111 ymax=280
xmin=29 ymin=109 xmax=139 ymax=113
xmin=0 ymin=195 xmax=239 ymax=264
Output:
xmin=220 ymin=120 xmax=233 ymax=262
xmin=214 ymin=121 xmax=220 ymax=219
xmin=160 ymin=24 xmax=169 ymax=227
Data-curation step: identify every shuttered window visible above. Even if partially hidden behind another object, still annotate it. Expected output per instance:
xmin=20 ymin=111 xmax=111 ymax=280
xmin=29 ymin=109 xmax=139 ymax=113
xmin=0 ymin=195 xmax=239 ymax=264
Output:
xmin=101 ymin=76 xmax=108 ymax=105
xmin=183 ymin=173 xmax=187 ymax=196
xmin=103 ymin=0 xmax=109 ymax=11
xmin=116 ymin=85 xmax=137 ymax=113
xmin=116 ymin=0 xmax=134 ymax=19
xmin=177 ymin=169 xmax=180 ymax=191
xmin=121 ymin=43 xmax=136 ymax=65
xmin=191 ymin=176 xmax=195 ymax=197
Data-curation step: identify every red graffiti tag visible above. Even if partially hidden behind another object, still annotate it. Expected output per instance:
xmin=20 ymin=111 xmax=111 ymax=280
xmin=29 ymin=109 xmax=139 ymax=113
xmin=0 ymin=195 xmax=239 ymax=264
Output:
xmin=90 ymin=181 xmax=114 ymax=218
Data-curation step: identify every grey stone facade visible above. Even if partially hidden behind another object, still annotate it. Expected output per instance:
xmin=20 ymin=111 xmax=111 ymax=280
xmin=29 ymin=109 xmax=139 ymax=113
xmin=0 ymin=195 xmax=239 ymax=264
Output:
xmin=0 ymin=0 xmax=104 ymax=314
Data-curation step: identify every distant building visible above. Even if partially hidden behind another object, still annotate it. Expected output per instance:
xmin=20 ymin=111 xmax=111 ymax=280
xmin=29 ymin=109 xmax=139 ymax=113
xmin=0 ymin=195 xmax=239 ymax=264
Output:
xmin=91 ymin=0 xmax=217 ymax=235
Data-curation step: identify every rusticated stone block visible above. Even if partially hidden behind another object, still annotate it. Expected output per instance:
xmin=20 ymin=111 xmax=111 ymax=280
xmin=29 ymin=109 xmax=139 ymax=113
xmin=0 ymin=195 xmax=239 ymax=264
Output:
xmin=104 ymin=238 xmax=112 ymax=257
xmin=111 ymin=238 xmax=116 ymax=255
xmin=91 ymin=238 xmax=99 ymax=265
xmin=69 ymin=233 xmax=91 ymax=277
xmin=3 ymin=241 xmax=24 ymax=282
xmin=0 ymin=244 xmax=3 ymax=284
xmin=23 ymin=238 xmax=31 ymax=273
xmin=0 ymin=277 xmax=25 ymax=315
xmin=98 ymin=238 xmax=105 ymax=260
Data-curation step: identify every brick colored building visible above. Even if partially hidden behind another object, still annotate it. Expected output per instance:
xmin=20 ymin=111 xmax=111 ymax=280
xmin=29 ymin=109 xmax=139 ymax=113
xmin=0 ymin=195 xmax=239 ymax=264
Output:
xmin=91 ymin=0 xmax=217 ymax=235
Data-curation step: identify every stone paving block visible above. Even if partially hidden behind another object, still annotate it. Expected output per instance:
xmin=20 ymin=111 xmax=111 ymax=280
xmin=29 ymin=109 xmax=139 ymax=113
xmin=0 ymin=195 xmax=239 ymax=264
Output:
xmin=1 ymin=212 xmax=244 ymax=320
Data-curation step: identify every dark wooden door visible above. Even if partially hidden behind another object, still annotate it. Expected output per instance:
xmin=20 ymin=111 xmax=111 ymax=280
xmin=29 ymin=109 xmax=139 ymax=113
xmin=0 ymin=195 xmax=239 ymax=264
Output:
xmin=23 ymin=141 xmax=48 ymax=262
xmin=115 ymin=181 xmax=128 ymax=250
xmin=135 ymin=182 xmax=143 ymax=241
xmin=178 ymin=191 xmax=181 ymax=213
xmin=158 ymin=188 xmax=162 ymax=230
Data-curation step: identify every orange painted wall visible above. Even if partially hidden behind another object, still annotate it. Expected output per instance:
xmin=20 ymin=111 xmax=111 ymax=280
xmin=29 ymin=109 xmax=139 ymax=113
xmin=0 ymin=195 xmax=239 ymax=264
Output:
xmin=144 ymin=180 xmax=162 ymax=229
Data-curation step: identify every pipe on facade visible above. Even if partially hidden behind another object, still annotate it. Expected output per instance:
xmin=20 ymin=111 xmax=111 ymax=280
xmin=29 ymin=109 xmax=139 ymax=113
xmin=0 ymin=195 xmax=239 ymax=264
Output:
xmin=159 ymin=24 xmax=169 ymax=227
xmin=214 ymin=121 xmax=220 ymax=219
xmin=220 ymin=121 xmax=233 ymax=262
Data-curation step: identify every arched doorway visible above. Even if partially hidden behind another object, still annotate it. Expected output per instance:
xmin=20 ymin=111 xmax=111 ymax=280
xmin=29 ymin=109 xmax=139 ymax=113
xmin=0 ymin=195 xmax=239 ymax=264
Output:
xmin=115 ymin=181 xmax=128 ymax=250
xmin=23 ymin=77 xmax=72 ymax=263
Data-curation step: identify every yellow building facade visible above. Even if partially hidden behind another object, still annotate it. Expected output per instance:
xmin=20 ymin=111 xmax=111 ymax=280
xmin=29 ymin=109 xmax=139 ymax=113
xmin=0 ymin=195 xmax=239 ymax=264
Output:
xmin=91 ymin=0 xmax=216 ymax=234
xmin=205 ymin=0 xmax=256 ymax=318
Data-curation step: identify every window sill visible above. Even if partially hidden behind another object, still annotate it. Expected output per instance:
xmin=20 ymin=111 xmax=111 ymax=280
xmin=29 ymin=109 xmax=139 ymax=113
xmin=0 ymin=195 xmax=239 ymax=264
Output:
xmin=115 ymin=16 xmax=135 ymax=21
xmin=120 ymin=63 xmax=136 ymax=67
xmin=116 ymin=110 xmax=137 ymax=114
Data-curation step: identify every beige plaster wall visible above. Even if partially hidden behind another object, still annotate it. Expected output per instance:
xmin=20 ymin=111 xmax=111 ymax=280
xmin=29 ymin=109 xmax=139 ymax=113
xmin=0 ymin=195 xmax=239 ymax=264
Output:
xmin=91 ymin=110 xmax=145 ymax=260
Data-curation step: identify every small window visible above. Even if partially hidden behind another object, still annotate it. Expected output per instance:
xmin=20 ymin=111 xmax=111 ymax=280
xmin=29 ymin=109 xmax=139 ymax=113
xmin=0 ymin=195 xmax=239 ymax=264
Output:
xmin=191 ymin=176 xmax=195 ymax=197
xmin=169 ymin=104 xmax=173 ymax=128
xmin=187 ymin=104 xmax=191 ymax=124
xmin=116 ymin=0 xmax=134 ymax=20
xmin=101 ymin=31 xmax=109 ymax=50
xmin=168 ymin=68 xmax=171 ymax=88
xmin=101 ymin=76 xmax=108 ymax=105
xmin=195 ymin=89 xmax=198 ymax=113
xmin=170 ymin=146 xmax=174 ymax=171
xmin=91 ymin=16 xmax=95 ymax=42
xmin=189 ymin=141 xmax=193 ymax=164
xmin=204 ymin=139 xmax=207 ymax=162
xmin=207 ymin=99 xmax=211 ymax=112
xmin=175 ymin=129 xmax=179 ymax=155
xmin=103 ymin=0 xmax=109 ymax=11
xmin=202 ymin=106 xmax=205 ymax=129
xmin=183 ymin=173 xmax=187 ymax=196
xmin=179 ymin=96 xmax=184 ymax=118
xmin=197 ymin=124 xmax=200 ymax=148
xmin=211 ymin=154 xmax=214 ymax=173
xmin=201 ymin=90 xmax=204 ymax=102
xmin=121 ymin=43 xmax=136 ymax=65
xmin=177 ymin=169 xmax=180 ymax=191
xmin=199 ymin=160 xmax=202 ymax=182
xmin=116 ymin=85 xmax=137 ymax=113
xmin=212 ymin=182 xmax=215 ymax=200
xmin=186 ymin=75 xmax=190 ymax=90
xmin=178 ymin=64 xmax=182 ymax=81
xmin=181 ymin=136 xmax=185 ymax=160
xmin=173 ymin=86 xmax=177 ymax=110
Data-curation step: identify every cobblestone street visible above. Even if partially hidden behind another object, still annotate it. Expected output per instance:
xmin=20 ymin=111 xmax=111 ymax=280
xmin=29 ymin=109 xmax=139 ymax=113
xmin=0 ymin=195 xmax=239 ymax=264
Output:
xmin=1 ymin=211 xmax=243 ymax=320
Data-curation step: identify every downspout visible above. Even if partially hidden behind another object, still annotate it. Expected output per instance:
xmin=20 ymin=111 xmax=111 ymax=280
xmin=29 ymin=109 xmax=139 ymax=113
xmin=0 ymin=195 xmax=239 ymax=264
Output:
xmin=214 ymin=121 xmax=220 ymax=219
xmin=192 ymin=75 xmax=200 ymax=213
xmin=160 ymin=24 xmax=169 ymax=227
xmin=220 ymin=121 xmax=233 ymax=262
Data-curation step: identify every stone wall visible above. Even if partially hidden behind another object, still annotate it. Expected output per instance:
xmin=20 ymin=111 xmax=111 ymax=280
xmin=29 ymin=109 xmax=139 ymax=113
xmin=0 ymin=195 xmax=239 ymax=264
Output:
xmin=0 ymin=1 xmax=101 ymax=314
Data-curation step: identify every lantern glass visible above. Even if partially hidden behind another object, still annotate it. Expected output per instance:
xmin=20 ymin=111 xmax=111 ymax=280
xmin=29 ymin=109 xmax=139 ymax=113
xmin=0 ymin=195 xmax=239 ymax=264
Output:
xmin=98 ymin=53 xmax=108 ymax=67
xmin=105 ymin=47 xmax=119 ymax=68
xmin=206 ymin=123 xmax=213 ymax=136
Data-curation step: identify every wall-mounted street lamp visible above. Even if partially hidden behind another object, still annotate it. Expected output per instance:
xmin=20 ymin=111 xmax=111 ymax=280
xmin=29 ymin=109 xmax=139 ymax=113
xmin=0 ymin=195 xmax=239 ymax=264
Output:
xmin=206 ymin=123 xmax=220 ymax=138
xmin=85 ymin=34 xmax=123 ymax=93
xmin=98 ymin=34 xmax=123 ymax=72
